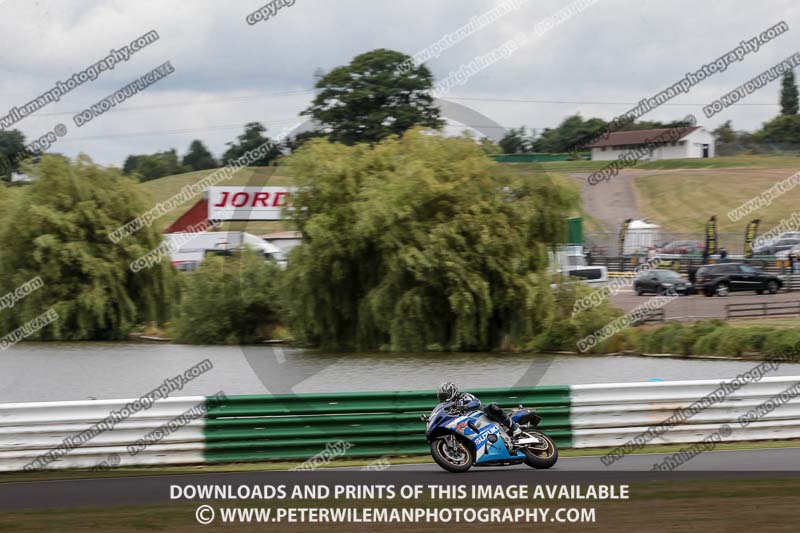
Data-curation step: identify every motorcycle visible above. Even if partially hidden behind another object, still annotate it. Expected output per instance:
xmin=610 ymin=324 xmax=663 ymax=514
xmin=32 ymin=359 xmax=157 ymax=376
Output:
xmin=422 ymin=400 xmax=558 ymax=473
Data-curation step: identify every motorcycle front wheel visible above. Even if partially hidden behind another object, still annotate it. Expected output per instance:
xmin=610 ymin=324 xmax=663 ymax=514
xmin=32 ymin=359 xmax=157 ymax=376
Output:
xmin=430 ymin=435 xmax=474 ymax=473
xmin=521 ymin=431 xmax=559 ymax=469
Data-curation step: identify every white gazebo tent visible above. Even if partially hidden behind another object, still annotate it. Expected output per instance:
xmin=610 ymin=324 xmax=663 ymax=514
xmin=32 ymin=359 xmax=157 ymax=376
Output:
xmin=623 ymin=219 xmax=661 ymax=255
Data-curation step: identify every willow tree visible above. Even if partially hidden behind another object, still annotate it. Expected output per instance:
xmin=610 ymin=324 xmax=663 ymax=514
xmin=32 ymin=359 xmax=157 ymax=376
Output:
xmin=282 ymin=128 xmax=580 ymax=352
xmin=0 ymin=155 xmax=176 ymax=340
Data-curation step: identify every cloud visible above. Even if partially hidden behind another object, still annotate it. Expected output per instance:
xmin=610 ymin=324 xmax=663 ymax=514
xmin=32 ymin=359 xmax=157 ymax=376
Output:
xmin=1 ymin=0 xmax=798 ymax=166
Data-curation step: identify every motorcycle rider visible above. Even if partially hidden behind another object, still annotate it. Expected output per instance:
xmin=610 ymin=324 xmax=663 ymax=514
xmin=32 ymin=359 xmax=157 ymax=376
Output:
xmin=437 ymin=382 xmax=522 ymax=439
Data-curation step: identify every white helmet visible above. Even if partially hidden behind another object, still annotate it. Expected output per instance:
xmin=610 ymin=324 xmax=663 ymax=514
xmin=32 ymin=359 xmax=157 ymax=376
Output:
xmin=437 ymin=382 xmax=459 ymax=403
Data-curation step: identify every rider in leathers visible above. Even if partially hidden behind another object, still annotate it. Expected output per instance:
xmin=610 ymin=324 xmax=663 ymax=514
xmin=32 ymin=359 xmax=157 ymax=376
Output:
xmin=437 ymin=381 xmax=522 ymax=438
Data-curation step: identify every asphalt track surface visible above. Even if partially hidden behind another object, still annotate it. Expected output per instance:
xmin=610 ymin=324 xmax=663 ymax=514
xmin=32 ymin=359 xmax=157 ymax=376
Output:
xmin=2 ymin=448 xmax=800 ymax=512
xmin=569 ymin=171 xmax=646 ymax=232
xmin=610 ymin=287 xmax=800 ymax=320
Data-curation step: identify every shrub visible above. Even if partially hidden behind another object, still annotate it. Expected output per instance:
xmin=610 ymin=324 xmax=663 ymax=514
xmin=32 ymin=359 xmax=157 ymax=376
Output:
xmin=761 ymin=328 xmax=800 ymax=359
xmin=172 ymin=251 xmax=283 ymax=344
xmin=636 ymin=322 xmax=694 ymax=355
xmin=531 ymin=281 xmax=623 ymax=353
xmin=628 ymin=320 xmax=800 ymax=358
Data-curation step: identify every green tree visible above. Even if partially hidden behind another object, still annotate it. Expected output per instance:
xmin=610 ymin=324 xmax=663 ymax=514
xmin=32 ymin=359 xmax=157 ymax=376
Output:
xmin=780 ymin=70 xmax=799 ymax=115
xmin=0 ymin=130 xmax=27 ymax=182
xmin=534 ymin=115 xmax=608 ymax=153
xmin=499 ymin=127 xmax=532 ymax=154
xmin=302 ymin=49 xmax=444 ymax=145
xmin=182 ymin=140 xmax=217 ymax=171
xmin=617 ymin=119 xmax=693 ymax=131
xmin=478 ymin=137 xmax=502 ymax=155
xmin=281 ymin=128 xmax=580 ymax=352
xmin=0 ymin=155 xmax=176 ymax=340
xmin=122 ymin=154 xmax=142 ymax=175
xmin=222 ymin=122 xmax=281 ymax=166
xmin=173 ymin=251 xmax=282 ymax=344
xmin=458 ymin=130 xmax=501 ymax=155
xmin=122 ymin=149 xmax=190 ymax=181
xmin=712 ymin=120 xmax=737 ymax=143
xmin=282 ymin=130 xmax=326 ymax=154
xmin=756 ymin=114 xmax=800 ymax=145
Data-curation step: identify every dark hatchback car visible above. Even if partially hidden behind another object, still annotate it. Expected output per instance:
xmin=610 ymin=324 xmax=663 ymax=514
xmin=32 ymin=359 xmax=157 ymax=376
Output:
xmin=693 ymin=263 xmax=782 ymax=297
xmin=634 ymin=269 xmax=692 ymax=295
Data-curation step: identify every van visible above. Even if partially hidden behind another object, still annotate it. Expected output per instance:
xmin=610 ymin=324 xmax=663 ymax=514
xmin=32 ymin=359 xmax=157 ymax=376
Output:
xmin=549 ymin=245 xmax=608 ymax=288
xmin=165 ymin=231 xmax=287 ymax=272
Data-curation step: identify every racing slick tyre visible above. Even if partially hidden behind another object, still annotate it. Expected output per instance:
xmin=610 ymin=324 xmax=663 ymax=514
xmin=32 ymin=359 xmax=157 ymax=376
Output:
xmin=521 ymin=432 xmax=559 ymax=469
xmin=430 ymin=435 xmax=474 ymax=473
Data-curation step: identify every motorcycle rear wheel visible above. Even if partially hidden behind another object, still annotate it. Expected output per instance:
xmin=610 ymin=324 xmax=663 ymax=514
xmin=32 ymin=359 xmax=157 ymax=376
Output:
xmin=430 ymin=435 xmax=474 ymax=473
xmin=521 ymin=432 xmax=558 ymax=469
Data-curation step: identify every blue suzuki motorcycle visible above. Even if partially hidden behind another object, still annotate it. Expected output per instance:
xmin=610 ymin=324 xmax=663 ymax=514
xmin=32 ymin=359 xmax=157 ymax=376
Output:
xmin=422 ymin=400 xmax=558 ymax=473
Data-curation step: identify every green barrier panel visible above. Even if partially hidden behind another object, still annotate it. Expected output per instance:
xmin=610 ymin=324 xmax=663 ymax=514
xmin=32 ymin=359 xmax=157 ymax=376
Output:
xmin=205 ymin=431 xmax=573 ymax=451
xmin=205 ymin=445 xmax=433 ymax=463
xmin=206 ymin=387 xmax=570 ymax=417
xmin=204 ymin=409 xmax=570 ymax=441
xmin=205 ymin=423 xmax=573 ymax=444
xmin=203 ymin=386 xmax=572 ymax=463
xmin=204 ymin=406 xmax=569 ymax=425
xmin=205 ymin=434 xmax=573 ymax=464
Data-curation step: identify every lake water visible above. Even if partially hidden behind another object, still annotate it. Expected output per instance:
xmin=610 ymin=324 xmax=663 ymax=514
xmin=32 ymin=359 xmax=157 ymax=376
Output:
xmin=2 ymin=342 xmax=799 ymax=403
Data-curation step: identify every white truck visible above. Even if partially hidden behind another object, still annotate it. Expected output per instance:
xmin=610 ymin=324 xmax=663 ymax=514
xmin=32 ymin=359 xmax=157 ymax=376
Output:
xmin=164 ymin=231 xmax=287 ymax=272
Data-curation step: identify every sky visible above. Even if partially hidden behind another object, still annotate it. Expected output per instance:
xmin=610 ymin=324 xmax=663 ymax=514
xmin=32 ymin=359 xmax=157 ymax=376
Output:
xmin=0 ymin=0 xmax=797 ymax=167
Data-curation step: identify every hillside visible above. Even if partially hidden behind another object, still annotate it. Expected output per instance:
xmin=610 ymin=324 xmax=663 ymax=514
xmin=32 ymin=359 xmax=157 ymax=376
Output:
xmin=543 ymin=155 xmax=800 ymax=238
xmin=139 ymin=160 xmax=601 ymax=236
xmin=634 ymin=166 xmax=799 ymax=234
xmin=489 ymin=155 xmax=800 ymax=174
xmin=137 ymin=155 xmax=800 ymax=240
xmin=138 ymin=166 xmax=295 ymax=235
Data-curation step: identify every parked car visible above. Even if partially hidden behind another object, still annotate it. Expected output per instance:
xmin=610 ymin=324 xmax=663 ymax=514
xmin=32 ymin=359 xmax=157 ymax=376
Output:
xmin=656 ymin=240 xmax=705 ymax=255
xmin=634 ymin=269 xmax=692 ymax=295
xmin=752 ymin=238 xmax=800 ymax=256
xmin=693 ymin=263 xmax=782 ymax=297
xmin=775 ymin=243 xmax=800 ymax=260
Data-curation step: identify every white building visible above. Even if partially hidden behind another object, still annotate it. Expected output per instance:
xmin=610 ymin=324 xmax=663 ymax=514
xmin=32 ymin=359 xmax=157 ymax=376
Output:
xmin=589 ymin=126 xmax=715 ymax=161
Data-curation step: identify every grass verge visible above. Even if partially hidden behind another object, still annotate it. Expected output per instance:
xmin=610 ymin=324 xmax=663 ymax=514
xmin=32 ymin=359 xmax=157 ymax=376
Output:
xmin=2 ymin=476 xmax=800 ymax=532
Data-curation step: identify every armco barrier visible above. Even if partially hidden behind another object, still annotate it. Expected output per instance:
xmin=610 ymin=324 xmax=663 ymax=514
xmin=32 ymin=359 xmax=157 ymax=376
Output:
xmin=202 ymin=388 xmax=571 ymax=464
xmin=1 ymin=377 xmax=799 ymax=472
